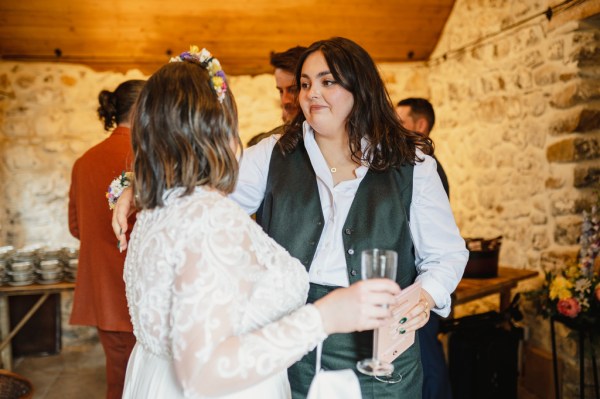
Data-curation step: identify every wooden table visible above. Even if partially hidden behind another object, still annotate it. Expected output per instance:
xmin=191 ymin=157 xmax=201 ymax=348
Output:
xmin=452 ymin=266 xmax=538 ymax=315
xmin=0 ymin=282 xmax=75 ymax=370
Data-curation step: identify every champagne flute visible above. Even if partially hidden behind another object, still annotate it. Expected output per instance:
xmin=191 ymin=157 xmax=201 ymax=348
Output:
xmin=356 ymin=249 xmax=402 ymax=383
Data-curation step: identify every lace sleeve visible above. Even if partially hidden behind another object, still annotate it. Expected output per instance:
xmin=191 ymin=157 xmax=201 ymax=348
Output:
xmin=170 ymin=201 xmax=326 ymax=398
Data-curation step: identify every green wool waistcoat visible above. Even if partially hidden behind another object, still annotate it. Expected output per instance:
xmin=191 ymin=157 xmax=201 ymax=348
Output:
xmin=256 ymin=140 xmax=423 ymax=399
xmin=256 ymin=140 xmax=417 ymax=288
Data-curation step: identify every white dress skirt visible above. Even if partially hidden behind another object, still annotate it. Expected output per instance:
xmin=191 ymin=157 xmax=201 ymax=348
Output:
xmin=123 ymin=344 xmax=291 ymax=398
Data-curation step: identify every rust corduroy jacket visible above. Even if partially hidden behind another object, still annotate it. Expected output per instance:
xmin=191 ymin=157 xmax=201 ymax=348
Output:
xmin=68 ymin=126 xmax=136 ymax=332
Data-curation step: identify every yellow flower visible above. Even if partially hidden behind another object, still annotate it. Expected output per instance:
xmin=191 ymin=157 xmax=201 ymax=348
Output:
xmin=190 ymin=45 xmax=200 ymax=54
xmin=212 ymin=76 xmax=224 ymax=89
xmin=549 ymin=275 xmax=573 ymax=300
xmin=565 ymin=264 xmax=580 ymax=279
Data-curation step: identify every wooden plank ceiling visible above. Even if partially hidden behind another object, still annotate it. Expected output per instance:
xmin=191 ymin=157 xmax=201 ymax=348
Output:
xmin=0 ymin=0 xmax=455 ymax=76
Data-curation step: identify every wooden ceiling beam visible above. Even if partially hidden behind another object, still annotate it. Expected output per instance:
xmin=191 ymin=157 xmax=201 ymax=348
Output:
xmin=0 ymin=0 xmax=455 ymax=76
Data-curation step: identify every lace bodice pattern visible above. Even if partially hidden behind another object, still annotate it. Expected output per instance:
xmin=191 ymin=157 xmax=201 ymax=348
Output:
xmin=124 ymin=188 xmax=326 ymax=397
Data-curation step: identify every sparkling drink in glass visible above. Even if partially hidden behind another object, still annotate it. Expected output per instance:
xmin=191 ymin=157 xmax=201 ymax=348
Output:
xmin=356 ymin=249 xmax=402 ymax=383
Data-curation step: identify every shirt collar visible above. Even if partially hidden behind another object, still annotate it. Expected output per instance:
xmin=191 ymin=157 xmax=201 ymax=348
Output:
xmin=302 ymin=122 xmax=369 ymax=184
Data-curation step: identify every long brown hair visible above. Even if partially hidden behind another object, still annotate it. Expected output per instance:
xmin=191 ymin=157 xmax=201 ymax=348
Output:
xmin=278 ymin=37 xmax=432 ymax=169
xmin=131 ymin=62 xmax=240 ymax=209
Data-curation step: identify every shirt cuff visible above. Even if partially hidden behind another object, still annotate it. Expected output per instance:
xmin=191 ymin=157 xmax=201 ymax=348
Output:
xmin=416 ymin=277 xmax=452 ymax=318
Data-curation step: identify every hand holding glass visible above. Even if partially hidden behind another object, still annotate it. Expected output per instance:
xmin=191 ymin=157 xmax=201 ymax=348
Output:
xmin=356 ymin=249 xmax=402 ymax=383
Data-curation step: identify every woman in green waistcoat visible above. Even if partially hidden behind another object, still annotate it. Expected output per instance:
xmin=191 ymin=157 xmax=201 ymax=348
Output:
xmin=241 ymin=37 xmax=468 ymax=398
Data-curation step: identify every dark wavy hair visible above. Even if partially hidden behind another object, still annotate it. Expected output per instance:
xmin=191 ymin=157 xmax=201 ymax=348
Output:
xmin=97 ymin=80 xmax=145 ymax=131
xmin=270 ymin=46 xmax=307 ymax=74
xmin=131 ymin=61 xmax=240 ymax=210
xmin=278 ymin=37 xmax=432 ymax=169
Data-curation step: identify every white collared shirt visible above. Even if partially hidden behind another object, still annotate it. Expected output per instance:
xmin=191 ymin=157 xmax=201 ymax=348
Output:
xmin=232 ymin=123 xmax=468 ymax=317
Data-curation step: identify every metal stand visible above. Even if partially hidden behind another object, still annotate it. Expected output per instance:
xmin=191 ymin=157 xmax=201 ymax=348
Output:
xmin=550 ymin=316 xmax=599 ymax=399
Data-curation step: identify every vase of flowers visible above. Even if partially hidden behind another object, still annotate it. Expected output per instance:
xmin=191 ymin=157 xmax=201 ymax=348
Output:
xmin=527 ymin=197 xmax=600 ymax=330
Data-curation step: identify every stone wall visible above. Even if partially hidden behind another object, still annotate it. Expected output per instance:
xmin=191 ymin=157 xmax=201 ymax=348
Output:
xmin=423 ymin=1 xmax=600 ymax=397
xmin=428 ymin=4 xmax=598 ymax=268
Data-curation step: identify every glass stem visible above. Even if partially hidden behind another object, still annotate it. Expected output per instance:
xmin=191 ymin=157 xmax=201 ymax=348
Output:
xmin=372 ymin=329 xmax=379 ymax=364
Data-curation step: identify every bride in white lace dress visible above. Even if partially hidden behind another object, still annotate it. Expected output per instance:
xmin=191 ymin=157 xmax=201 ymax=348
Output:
xmin=120 ymin=48 xmax=400 ymax=399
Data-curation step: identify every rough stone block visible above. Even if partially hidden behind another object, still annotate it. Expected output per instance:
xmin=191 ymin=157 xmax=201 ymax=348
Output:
xmin=548 ymin=107 xmax=600 ymax=135
xmin=531 ymin=211 xmax=547 ymax=225
xmin=493 ymin=38 xmax=511 ymax=59
xmin=545 ymin=176 xmax=565 ymax=189
xmin=549 ymin=108 xmax=582 ymax=135
xmin=574 ymin=162 xmax=600 ymax=187
xmin=540 ymin=248 xmax=579 ymax=271
xmin=532 ymin=229 xmax=550 ymax=250
xmin=60 ymin=75 xmax=77 ymax=86
xmin=548 ymin=40 xmax=564 ymax=61
xmin=571 ymin=31 xmax=600 ymax=65
xmin=550 ymin=80 xmax=600 ymax=108
xmin=550 ymin=191 xmax=595 ymax=215
xmin=15 ymin=74 xmax=36 ymax=89
xmin=0 ymin=73 xmax=12 ymax=93
xmin=576 ymin=108 xmax=600 ymax=131
xmin=533 ymin=64 xmax=558 ymax=86
xmin=547 ymin=134 xmax=600 ymax=162
xmin=559 ymin=72 xmax=577 ymax=82
xmin=554 ymin=215 xmax=583 ymax=245
xmin=574 ymin=134 xmax=600 ymax=159
xmin=547 ymin=138 xmax=575 ymax=162
xmin=477 ymin=96 xmax=506 ymax=124
xmin=522 ymin=50 xmax=544 ymax=68
xmin=523 ymin=123 xmax=546 ymax=149
xmin=525 ymin=25 xmax=545 ymax=47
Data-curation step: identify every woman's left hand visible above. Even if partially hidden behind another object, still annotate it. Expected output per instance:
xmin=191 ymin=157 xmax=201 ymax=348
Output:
xmin=396 ymin=289 xmax=435 ymax=333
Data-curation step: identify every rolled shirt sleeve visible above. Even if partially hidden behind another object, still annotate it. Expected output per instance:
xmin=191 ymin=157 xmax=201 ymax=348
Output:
xmin=411 ymin=153 xmax=468 ymax=317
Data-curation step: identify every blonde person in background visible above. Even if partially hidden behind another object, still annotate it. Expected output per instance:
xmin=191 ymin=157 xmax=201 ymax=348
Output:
xmin=119 ymin=47 xmax=400 ymax=398
xmin=68 ymin=79 xmax=145 ymax=399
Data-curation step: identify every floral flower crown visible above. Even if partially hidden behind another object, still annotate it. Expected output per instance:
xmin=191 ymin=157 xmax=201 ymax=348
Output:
xmin=169 ymin=45 xmax=228 ymax=103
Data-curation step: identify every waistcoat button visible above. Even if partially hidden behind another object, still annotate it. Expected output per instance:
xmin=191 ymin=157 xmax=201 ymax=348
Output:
xmin=345 ymin=228 xmax=352 ymax=235
xmin=347 ymin=249 xmax=354 ymax=255
xmin=350 ymin=270 xmax=357 ymax=276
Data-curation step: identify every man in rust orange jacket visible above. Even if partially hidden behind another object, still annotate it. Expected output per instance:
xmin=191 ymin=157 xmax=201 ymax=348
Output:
xmin=68 ymin=80 xmax=143 ymax=399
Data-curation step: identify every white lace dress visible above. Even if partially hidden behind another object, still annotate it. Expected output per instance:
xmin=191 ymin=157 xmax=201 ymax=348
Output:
xmin=122 ymin=187 xmax=327 ymax=398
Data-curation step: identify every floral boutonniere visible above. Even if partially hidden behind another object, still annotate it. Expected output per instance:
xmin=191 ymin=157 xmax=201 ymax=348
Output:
xmin=106 ymin=171 xmax=133 ymax=210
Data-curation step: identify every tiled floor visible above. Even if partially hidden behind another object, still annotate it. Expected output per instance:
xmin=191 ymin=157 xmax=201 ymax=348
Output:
xmin=12 ymin=340 xmax=105 ymax=399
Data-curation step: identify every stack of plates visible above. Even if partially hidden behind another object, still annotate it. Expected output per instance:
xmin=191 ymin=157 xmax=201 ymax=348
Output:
xmin=64 ymin=259 xmax=78 ymax=282
xmin=36 ymin=259 xmax=64 ymax=284
xmin=7 ymin=259 xmax=35 ymax=286
xmin=61 ymin=246 xmax=79 ymax=283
